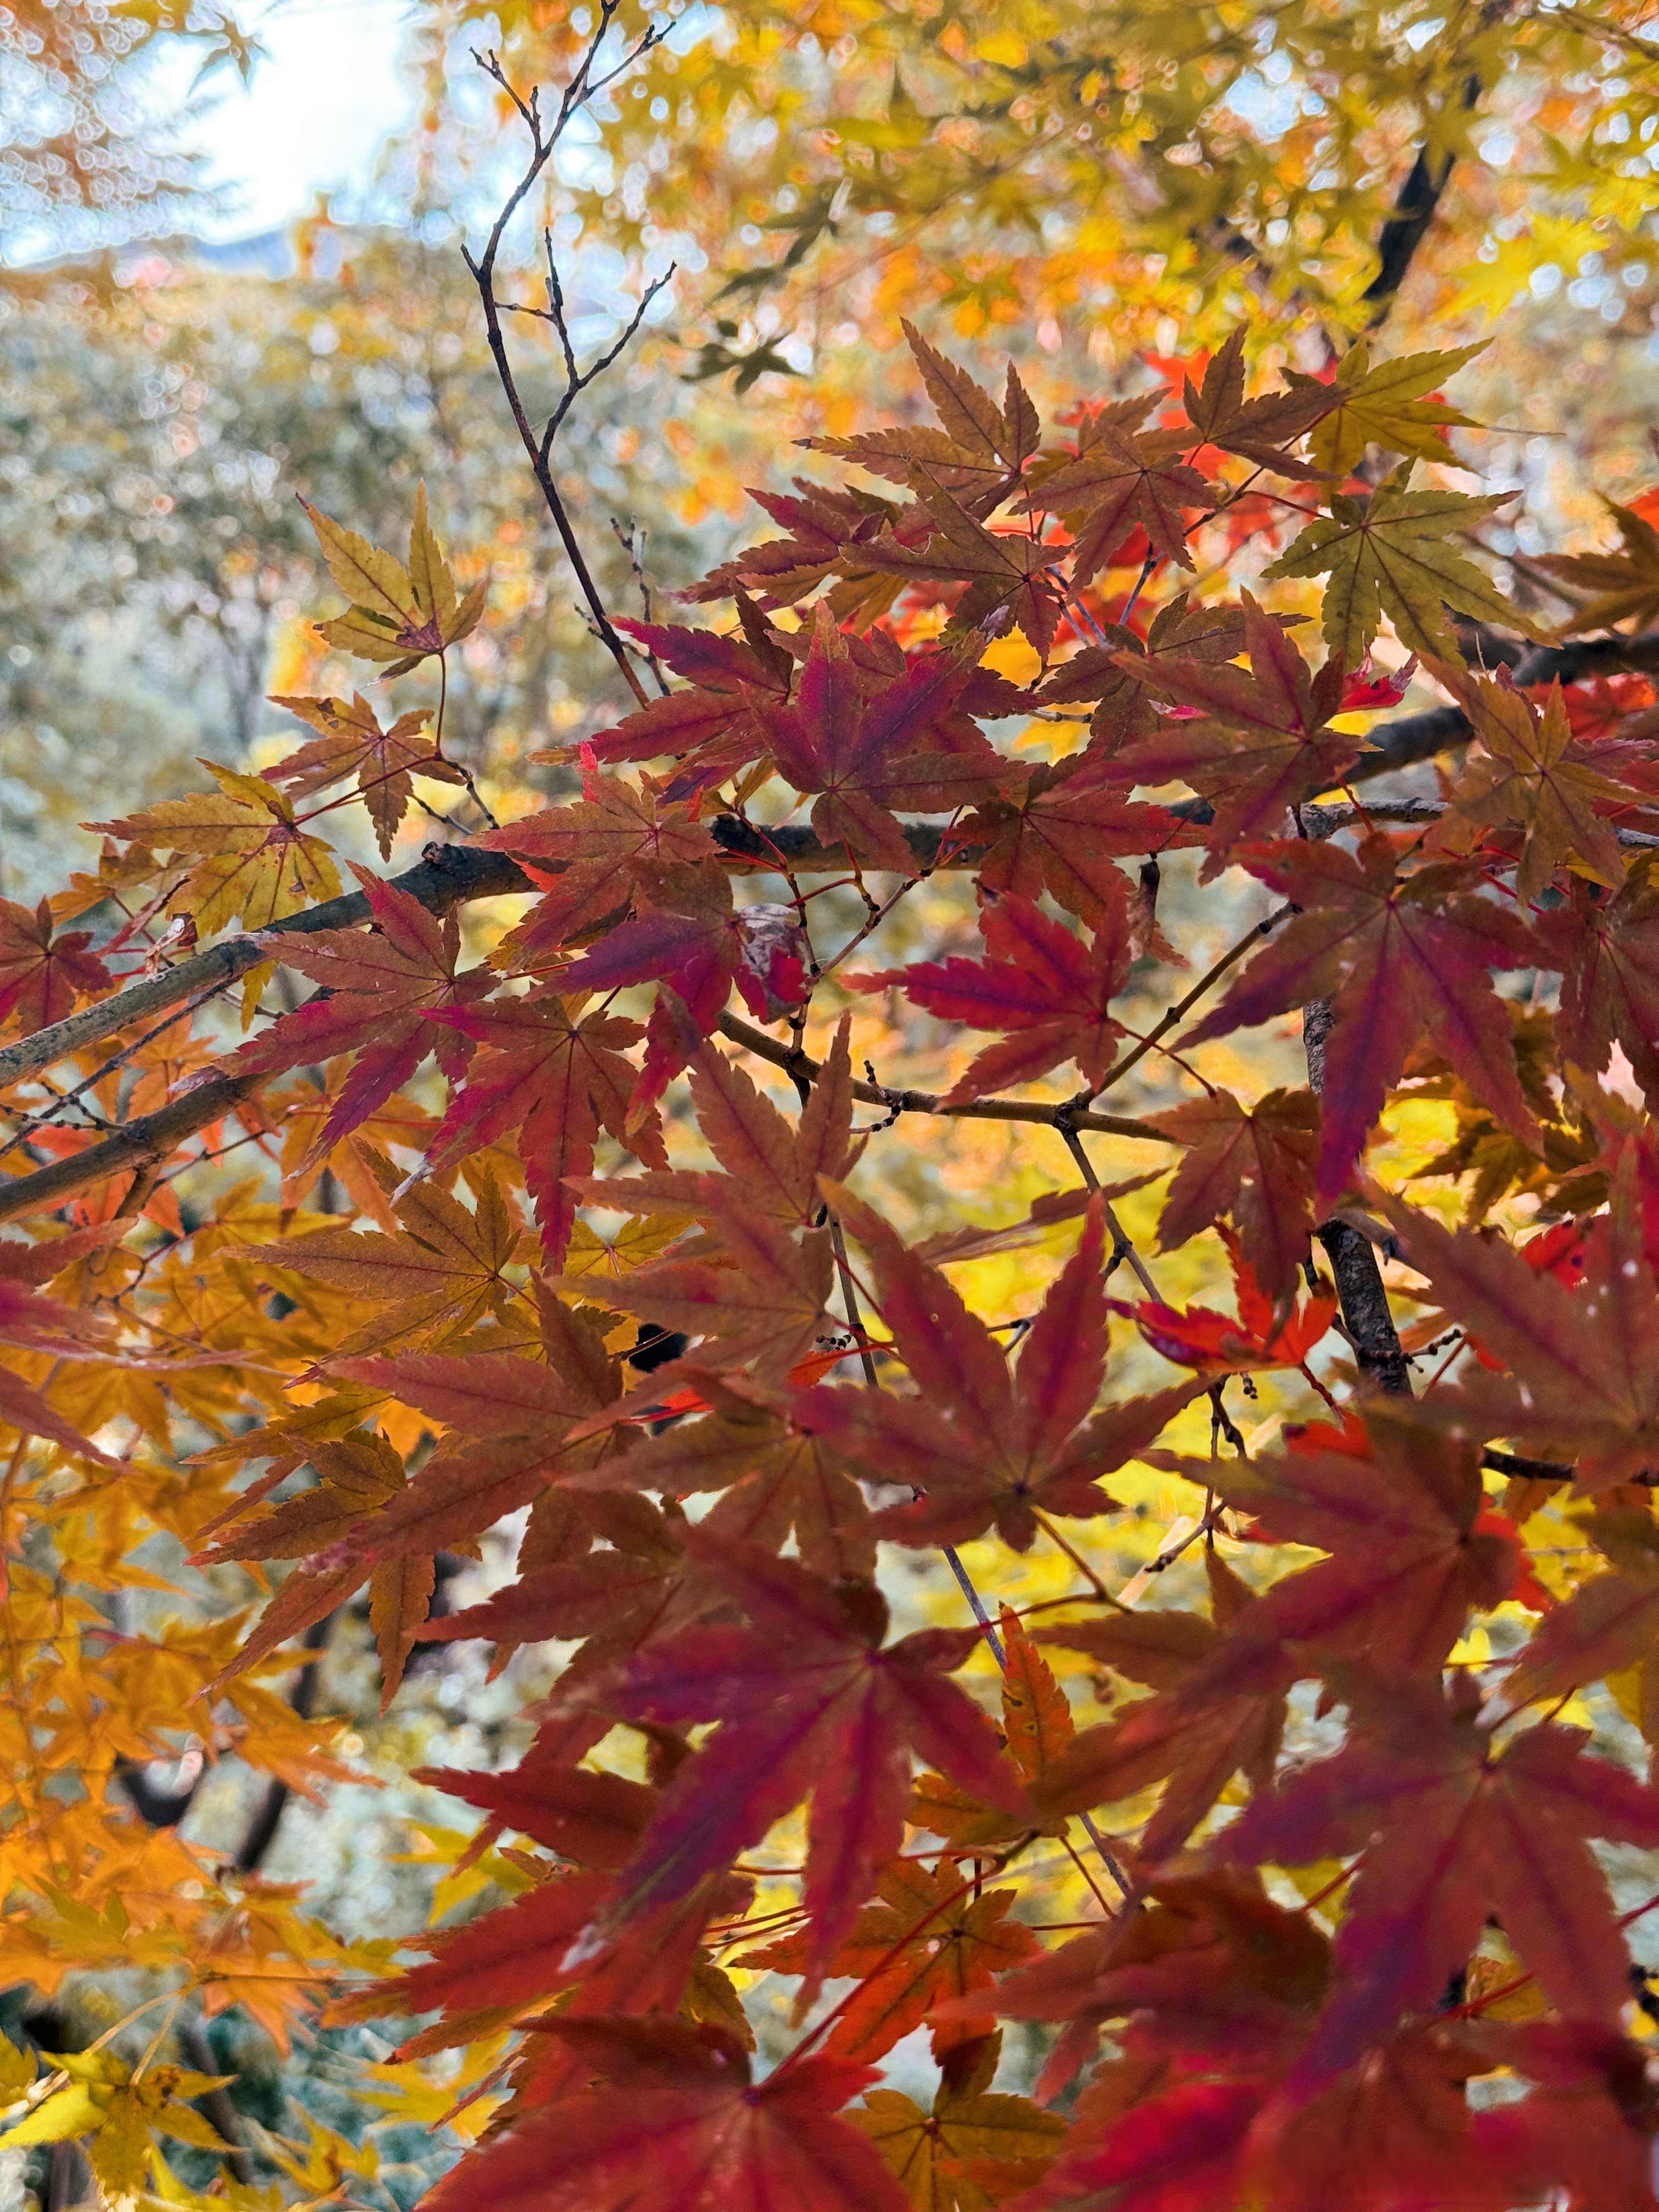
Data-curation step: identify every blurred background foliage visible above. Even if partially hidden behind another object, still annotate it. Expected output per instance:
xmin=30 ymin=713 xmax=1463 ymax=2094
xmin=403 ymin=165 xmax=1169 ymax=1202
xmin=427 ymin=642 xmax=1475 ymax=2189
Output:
xmin=0 ymin=1 xmax=1656 ymax=2205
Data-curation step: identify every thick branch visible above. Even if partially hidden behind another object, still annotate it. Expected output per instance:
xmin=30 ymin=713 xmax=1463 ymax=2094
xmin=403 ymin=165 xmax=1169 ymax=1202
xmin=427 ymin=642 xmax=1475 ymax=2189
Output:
xmin=0 ymin=844 xmax=531 ymax=1096
xmin=0 ymin=823 xmax=977 ymax=1098
xmin=1304 ymin=995 xmax=1413 ymax=1396
xmin=1350 ymin=633 xmax=1659 ymax=785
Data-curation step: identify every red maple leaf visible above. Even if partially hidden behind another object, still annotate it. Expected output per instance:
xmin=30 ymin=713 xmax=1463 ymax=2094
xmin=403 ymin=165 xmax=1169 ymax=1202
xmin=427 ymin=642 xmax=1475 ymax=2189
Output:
xmin=479 ymin=766 xmax=719 ymax=964
xmin=426 ymin=986 xmax=665 ymax=1263
xmin=797 ymin=1190 xmax=1200 ymax=1550
xmin=570 ymin=1018 xmax=865 ymax=1234
xmin=0 ymin=895 xmax=110 ymax=1032
xmin=1031 ymin=1550 xmax=1290 ymax=1863
xmin=580 ymin=606 xmax=794 ymax=792
xmin=1219 ymin=1667 xmax=1659 ymax=2088
xmin=1539 ymin=868 xmax=1659 ymax=1110
xmin=562 ymin=1362 xmax=877 ymax=1580
xmin=418 ymin=2017 xmax=907 ymax=2212
xmin=1025 ymin=417 xmax=1212 ymax=580
xmin=1144 ymin=1087 xmax=1319 ymax=1314
xmin=1183 ymin=834 xmax=1539 ymax=1209
xmin=328 ymin=1299 xmax=631 ymax=1561
xmin=759 ymin=605 xmax=1007 ymax=872
xmin=740 ymin=1855 xmax=1040 ymax=2062
xmin=556 ymin=871 xmax=809 ymax=1120
xmin=977 ymin=1865 xmax=1325 ymax=2098
xmin=1118 ymin=1226 xmax=1335 ymax=1376
xmin=1107 ymin=594 xmax=1365 ymax=867
xmin=1379 ymin=1181 xmax=1659 ymax=1489
xmin=966 ymin=762 xmax=1187 ymax=932
xmin=856 ymin=472 xmax=1070 ymax=654
xmin=848 ymin=886 xmax=1132 ymax=1101
xmin=554 ymin=1529 xmax=1028 ymax=2002
xmin=224 ymin=868 xmax=492 ymax=1170
xmin=551 ymin=1209 xmax=836 ymax=1383
xmin=1149 ymin=1409 xmax=1521 ymax=1693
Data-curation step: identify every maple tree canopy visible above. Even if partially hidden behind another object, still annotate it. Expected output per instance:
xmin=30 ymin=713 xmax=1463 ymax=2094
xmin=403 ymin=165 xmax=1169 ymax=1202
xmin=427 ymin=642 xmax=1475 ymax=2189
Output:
xmin=8 ymin=7 xmax=1659 ymax=2212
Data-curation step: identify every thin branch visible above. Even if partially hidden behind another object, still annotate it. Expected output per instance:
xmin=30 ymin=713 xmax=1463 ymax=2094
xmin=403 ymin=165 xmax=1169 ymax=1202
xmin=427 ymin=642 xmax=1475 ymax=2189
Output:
xmin=714 ymin=1011 xmax=1173 ymax=1146
xmin=462 ymin=18 xmax=667 ymax=709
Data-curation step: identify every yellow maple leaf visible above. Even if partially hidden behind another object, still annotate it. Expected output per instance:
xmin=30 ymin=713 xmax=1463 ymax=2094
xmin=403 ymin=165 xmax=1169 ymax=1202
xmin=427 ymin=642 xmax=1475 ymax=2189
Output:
xmin=88 ymin=765 xmax=341 ymax=934
xmin=305 ymin=484 xmax=487 ymax=674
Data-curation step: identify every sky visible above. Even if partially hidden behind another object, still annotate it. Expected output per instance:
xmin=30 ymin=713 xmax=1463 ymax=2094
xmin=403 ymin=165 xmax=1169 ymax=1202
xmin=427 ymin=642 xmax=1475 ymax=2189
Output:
xmin=165 ymin=0 xmax=421 ymax=239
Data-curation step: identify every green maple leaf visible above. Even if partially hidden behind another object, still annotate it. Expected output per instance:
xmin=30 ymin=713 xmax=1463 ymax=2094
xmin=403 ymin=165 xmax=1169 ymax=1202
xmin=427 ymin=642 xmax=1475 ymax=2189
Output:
xmin=1289 ymin=341 xmax=1488 ymax=477
xmin=1266 ymin=465 xmax=1543 ymax=666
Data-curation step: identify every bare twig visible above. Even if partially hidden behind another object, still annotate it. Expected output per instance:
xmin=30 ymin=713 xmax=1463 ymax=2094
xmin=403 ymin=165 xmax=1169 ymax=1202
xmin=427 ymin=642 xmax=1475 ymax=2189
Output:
xmin=461 ymin=13 xmax=669 ymax=709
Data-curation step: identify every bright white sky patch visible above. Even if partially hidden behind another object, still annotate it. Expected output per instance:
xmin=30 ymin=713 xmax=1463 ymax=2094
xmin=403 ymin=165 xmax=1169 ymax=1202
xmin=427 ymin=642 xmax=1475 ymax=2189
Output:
xmin=164 ymin=0 xmax=419 ymax=239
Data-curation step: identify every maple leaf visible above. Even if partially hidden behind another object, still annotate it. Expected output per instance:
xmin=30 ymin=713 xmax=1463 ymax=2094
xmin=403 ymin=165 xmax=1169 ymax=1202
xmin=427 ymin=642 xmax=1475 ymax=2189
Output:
xmin=263 ymin=692 xmax=467 ymax=859
xmin=799 ymin=1190 xmax=1200 ymax=1550
xmin=1541 ymin=864 xmax=1659 ymax=1108
xmin=1537 ymin=496 xmax=1659 ymax=635
xmin=238 ymin=1164 xmax=527 ymax=1360
xmin=353 ymin=1826 xmax=750 ymax=2061
xmin=418 ymin=1488 xmax=713 ymax=1694
xmin=1284 ymin=340 xmax=1487 ymax=478
xmin=742 ymin=1858 xmax=1040 ymax=2062
xmin=88 ymin=763 xmax=342 ymax=933
xmin=1427 ymin=667 xmax=1632 ymax=905
xmin=857 ymin=473 xmax=1066 ymax=654
xmin=996 ymin=2079 xmax=1262 ymax=2211
xmin=1243 ymin=2015 xmax=1659 ymax=2212
xmin=580 ymin=608 xmax=794 ymax=790
xmin=0 ymin=2048 xmax=235 ymax=2205
xmin=553 ymin=1207 xmax=836 ymax=1382
xmin=978 ymin=1866 xmax=1327 ymax=2098
xmin=1025 ymin=419 xmax=1211 ymax=580
xmin=1183 ymin=834 xmax=1540 ymax=1209
xmin=1378 ymin=1181 xmax=1659 ymax=1490
xmin=194 ymin=1431 xmax=435 ymax=1705
xmin=848 ymin=887 xmax=1132 ymax=1102
xmin=479 ymin=767 xmax=718 ymax=963
xmin=1107 ymin=594 xmax=1365 ymax=867
xmin=571 ymin=1019 xmax=864 ymax=1234
xmin=554 ymin=868 xmax=810 ymax=1120
xmin=420 ymin=1751 xmax=652 ymax=1882
xmin=426 ymin=986 xmax=665 ymax=1265
xmin=759 ymin=606 xmax=1006 ymax=872
xmin=221 ymin=870 xmax=492 ymax=1167
xmin=1150 ymin=1410 xmax=1521 ymax=1699
xmin=683 ymin=478 xmax=910 ymax=626
xmin=325 ymin=1294 xmax=637 ymax=1564
xmin=0 ymin=1263 xmax=121 ymax=1466
xmin=1041 ymin=592 xmax=1302 ymax=755
xmin=998 ymin=1607 xmax=1076 ymax=1786
xmin=0 ymin=896 xmax=110 ymax=1032
xmin=1219 ymin=1667 xmax=1659 ymax=2087
xmin=1120 ymin=1226 xmax=1336 ymax=1378
xmin=808 ymin=320 xmax=1042 ymax=503
xmin=1266 ymin=465 xmax=1541 ymax=668
xmin=1144 ymin=1087 xmax=1318 ymax=1313
xmin=419 ymin=2017 xmax=909 ymax=2212
xmin=556 ymin=1530 xmax=1028 ymax=2001
xmin=1031 ymin=1550 xmax=1290 ymax=1861
xmin=1177 ymin=328 xmax=1333 ymax=478
xmin=965 ymin=764 xmax=1186 ymax=933
xmin=563 ymin=1363 xmax=877 ymax=1579
xmin=303 ymin=483 xmax=486 ymax=674
xmin=851 ymin=2032 xmax=1066 ymax=2208
xmin=1483 ymin=1506 xmax=1659 ymax=1730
